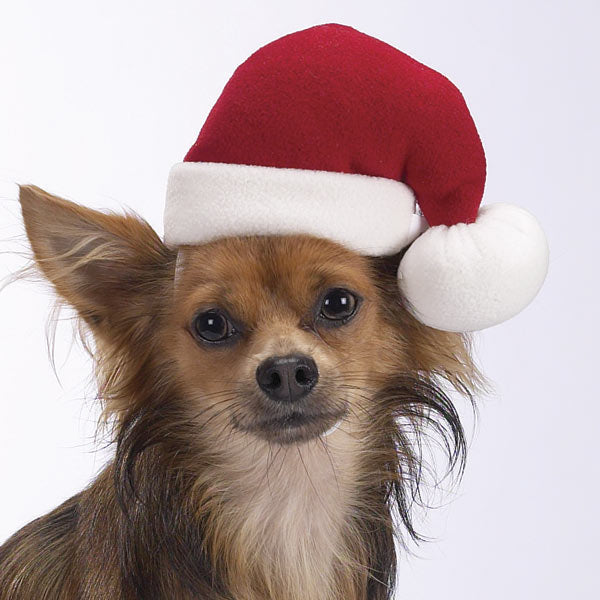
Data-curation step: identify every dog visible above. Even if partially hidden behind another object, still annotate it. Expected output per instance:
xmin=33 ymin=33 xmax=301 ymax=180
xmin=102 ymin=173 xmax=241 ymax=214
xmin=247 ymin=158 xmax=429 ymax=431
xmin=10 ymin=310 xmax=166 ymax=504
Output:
xmin=0 ymin=184 xmax=481 ymax=600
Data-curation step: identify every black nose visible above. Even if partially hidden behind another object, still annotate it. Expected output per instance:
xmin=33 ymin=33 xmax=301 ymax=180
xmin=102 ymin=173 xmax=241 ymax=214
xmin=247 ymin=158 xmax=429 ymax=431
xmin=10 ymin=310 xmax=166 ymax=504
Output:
xmin=256 ymin=354 xmax=319 ymax=403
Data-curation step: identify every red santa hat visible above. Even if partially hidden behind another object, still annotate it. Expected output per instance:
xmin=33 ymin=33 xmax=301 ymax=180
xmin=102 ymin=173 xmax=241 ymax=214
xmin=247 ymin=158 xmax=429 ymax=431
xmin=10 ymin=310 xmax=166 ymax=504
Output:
xmin=164 ymin=23 xmax=548 ymax=332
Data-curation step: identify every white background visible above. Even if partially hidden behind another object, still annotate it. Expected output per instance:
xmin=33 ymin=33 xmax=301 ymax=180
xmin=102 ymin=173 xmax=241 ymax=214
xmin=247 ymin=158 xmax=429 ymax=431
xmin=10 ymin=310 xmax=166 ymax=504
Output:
xmin=1 ymin=1 xmax=598 ymax=598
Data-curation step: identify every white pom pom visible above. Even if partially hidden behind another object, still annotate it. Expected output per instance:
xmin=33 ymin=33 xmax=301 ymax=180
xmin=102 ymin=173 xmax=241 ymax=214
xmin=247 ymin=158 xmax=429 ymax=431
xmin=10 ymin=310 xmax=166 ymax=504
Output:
xmin=397 ymin=203 xmax=549 ymax=332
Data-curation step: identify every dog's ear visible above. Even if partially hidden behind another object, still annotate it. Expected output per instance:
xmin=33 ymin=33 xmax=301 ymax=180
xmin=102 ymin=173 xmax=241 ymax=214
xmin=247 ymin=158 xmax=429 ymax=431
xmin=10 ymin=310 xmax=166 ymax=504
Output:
xmin=19 ymin=185 xmax=175 ymax=333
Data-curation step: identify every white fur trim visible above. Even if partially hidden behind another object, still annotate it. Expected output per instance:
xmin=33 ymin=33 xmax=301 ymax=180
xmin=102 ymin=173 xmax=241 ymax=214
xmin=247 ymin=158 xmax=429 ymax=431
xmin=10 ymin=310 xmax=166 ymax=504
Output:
xmin=398 ymin=203 xmax=549 ymax=332
xmin=164 ymin=162 xmax=418 ymax=255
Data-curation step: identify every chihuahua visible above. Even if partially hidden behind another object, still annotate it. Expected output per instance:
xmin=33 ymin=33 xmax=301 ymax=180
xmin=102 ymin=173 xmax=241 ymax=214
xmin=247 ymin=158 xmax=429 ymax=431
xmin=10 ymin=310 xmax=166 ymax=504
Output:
xmin=0 ymin=185 xmax=480 ymax=600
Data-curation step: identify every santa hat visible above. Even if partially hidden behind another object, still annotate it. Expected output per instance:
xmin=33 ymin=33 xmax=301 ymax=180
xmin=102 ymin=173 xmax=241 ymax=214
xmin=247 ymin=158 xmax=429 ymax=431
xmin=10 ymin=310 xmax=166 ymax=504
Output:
xmin=164 ymin=24 xmax=548 ymax=332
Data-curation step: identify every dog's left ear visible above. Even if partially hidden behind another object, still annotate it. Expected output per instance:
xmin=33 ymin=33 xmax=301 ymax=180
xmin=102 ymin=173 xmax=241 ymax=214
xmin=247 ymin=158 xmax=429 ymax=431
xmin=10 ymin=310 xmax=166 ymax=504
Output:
xmin=19 ymin=185 xmax=175 ymax=333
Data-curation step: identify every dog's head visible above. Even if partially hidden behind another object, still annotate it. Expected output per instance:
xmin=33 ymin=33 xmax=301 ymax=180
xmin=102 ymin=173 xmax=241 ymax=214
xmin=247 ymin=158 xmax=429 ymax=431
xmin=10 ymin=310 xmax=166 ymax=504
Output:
xmin=18 ymin=184 xmax=481 ymax=545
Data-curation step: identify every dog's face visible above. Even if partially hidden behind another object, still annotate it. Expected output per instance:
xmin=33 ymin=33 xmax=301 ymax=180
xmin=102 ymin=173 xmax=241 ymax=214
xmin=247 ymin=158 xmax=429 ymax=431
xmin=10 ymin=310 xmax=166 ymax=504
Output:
xmin=169 ymin=236 xmax=389 ymax=446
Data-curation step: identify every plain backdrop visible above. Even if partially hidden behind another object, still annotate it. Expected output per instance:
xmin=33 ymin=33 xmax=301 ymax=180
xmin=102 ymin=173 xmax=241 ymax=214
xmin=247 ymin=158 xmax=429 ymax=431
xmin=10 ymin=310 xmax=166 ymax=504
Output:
xmin=1 ymin=1 xmax=598 ymax=598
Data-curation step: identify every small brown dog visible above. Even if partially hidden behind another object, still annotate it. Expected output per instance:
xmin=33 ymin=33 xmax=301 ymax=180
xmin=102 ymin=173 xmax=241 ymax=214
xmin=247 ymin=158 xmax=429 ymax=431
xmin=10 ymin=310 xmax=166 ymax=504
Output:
xmin=0 ymin=185 xmax=480 ymax=600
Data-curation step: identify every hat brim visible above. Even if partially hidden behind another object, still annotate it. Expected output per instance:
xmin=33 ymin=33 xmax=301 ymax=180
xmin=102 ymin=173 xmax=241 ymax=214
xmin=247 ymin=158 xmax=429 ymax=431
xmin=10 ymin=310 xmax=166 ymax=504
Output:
xmin=164 ymin=162 xmax=422 ymax=255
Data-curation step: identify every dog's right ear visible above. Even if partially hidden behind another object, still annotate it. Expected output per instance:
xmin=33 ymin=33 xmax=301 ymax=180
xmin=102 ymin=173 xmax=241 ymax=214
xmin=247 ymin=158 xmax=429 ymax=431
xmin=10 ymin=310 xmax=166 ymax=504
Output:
xmin=19 ymin=185 xmax=175 ymax=333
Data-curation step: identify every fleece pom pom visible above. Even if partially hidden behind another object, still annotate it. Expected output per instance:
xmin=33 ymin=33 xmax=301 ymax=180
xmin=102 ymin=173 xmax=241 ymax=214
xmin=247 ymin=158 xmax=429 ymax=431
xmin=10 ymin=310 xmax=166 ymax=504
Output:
xmin=397 ymin=203 xmax=549 ymax=332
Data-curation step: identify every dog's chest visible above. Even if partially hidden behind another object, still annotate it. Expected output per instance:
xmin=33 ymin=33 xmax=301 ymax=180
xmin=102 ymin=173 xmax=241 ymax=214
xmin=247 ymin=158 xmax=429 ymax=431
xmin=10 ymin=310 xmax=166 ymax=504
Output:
xmin=213 ymin=437 xmax=358 ymax=599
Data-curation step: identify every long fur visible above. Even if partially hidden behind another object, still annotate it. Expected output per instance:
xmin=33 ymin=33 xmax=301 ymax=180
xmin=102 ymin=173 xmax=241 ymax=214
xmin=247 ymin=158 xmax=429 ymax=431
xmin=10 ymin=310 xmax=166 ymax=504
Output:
xmin=0 ymin=186 xmax=484 ymax=599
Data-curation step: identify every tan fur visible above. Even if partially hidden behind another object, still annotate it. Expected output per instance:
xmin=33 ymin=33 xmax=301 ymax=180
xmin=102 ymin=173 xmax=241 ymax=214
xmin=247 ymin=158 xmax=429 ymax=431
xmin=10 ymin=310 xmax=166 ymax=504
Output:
xmin=0 ymin=186 xmax=483 ymax=600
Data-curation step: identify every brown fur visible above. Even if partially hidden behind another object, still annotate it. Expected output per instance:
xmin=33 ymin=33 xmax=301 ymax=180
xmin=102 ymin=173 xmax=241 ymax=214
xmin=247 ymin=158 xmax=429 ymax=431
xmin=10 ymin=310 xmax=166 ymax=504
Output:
xmin=0 ymin=185 xmax=483 ymax=599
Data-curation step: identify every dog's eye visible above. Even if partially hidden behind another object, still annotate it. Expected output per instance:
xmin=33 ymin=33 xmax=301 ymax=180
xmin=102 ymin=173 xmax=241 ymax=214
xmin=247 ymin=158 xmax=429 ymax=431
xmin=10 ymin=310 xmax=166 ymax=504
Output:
xmin=319 ymin=288 xmax=359 ymax=323
xmin=192 ymin=310 xmax=236 ymax=343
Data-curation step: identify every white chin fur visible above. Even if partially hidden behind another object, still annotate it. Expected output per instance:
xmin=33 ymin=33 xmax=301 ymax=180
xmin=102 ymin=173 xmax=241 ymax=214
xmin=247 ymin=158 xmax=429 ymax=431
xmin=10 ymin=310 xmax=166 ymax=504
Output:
xmin=397 ymin=203 xmax=549 ymax=332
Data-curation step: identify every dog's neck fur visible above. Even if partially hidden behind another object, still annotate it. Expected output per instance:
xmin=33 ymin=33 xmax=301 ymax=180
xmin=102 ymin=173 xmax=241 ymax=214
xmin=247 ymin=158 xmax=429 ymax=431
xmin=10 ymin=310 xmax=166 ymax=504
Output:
xmin=115 ymin=429 xmax=395 ymax=600
xmin=196 ymin=429 xmax=363 ymax=600
xmin=110 ymin=377 xmax=400 ymax=600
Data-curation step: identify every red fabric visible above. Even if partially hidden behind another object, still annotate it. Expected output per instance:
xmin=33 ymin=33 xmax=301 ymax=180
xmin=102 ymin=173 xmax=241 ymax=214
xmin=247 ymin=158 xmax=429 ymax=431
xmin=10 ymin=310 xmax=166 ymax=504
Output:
xmin=184 ymin=24 xmax=486 ymax=228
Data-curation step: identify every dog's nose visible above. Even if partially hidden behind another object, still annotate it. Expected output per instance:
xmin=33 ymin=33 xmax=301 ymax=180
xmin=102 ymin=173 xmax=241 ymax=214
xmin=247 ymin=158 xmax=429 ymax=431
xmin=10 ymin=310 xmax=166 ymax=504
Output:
xmin=256 ymin=354 xmax=319 ymax=403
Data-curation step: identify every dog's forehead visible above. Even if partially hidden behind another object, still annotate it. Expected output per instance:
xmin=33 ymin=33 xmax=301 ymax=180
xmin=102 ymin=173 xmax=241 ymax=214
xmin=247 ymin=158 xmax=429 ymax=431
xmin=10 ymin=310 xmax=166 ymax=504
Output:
xmin=175 ymin=235 xmax=372 ymax=316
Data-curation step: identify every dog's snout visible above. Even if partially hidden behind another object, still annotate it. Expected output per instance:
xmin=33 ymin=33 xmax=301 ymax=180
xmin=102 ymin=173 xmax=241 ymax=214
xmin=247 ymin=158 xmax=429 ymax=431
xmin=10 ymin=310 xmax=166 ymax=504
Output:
xmin=256 ymin=354 xmax=319 ymax=403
